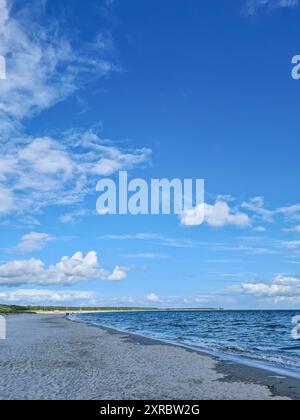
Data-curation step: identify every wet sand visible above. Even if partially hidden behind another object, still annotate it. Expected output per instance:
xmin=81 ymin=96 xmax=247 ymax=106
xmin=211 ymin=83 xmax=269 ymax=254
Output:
xmin=0 ymin=314 xmax=298 ymax=400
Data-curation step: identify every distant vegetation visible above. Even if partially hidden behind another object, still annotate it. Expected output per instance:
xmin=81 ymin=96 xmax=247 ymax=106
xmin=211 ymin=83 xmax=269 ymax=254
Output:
xmin=0 ymin=305 xmax=35 ymax=314
xmin=29 ymin=306 xmax=160 ymax=312
xmin=25 ymin=306 xmax=223 ymax=312
xmin=0 ymin=305 xmax=223 ymax=314
xmin=0 ymin=305 xmax=159 ymax=314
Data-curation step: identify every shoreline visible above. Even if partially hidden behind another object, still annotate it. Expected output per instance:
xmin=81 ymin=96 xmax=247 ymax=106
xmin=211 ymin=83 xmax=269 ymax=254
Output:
xmin=68 ymin=314 xmax=300 ymax=382
xmin=33 ymin=308 xmax=224 ymax=315
xmin=0 ymin=314 xmax=299 ymax=400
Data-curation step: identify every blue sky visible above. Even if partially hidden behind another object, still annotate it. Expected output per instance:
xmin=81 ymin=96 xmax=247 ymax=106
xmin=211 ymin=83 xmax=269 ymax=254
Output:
xmin=1 ymin=0 xmax=300 ymax=308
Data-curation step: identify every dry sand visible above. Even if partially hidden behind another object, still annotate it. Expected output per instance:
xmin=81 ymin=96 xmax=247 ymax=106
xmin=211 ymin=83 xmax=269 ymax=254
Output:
xmin=0 ymin=314 xmax=298 ymax=400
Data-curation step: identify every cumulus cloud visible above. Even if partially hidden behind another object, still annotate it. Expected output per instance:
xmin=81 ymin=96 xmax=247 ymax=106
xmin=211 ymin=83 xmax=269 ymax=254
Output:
xmin=146 ymin=293 xmax=160 ymax=303
xmin=107 ymin=266 xmax=130 ymax=282
xmin=0 ymin=289 xmax=95 ymax=304
xmin=180 ymin=201 xmax=250 ymax=228
xmin=245 ymin=0 xmax=299 ymax=15
xmin=8 ymin=232 xmax=55 ymax=254
xmin=0 ymin=251 xmax=130 ymax=286
xmin=239 ymin=275 xmax=300 ymax=303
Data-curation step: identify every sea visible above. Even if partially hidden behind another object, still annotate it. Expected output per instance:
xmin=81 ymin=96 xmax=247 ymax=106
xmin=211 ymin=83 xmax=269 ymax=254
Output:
xmin=70 ymin=310 xmax=300 ymax=379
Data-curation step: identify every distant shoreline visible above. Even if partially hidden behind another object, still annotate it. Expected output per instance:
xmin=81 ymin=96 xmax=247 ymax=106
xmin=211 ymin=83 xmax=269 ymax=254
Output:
xmin=37 ymin=308 xmax=225 ymax=314
xmin=2 ymin=304 xmax=300 ymax=315
xmin=0 ymin=304 xmax=224 ymax=315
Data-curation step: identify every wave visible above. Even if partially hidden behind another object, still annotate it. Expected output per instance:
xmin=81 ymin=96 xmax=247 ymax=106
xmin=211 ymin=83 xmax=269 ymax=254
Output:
xmin=70 ymin=310 xmax=300 ymax=379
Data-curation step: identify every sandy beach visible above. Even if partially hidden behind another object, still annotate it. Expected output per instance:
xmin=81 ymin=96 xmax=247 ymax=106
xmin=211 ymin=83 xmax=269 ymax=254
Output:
xmin=0 ymin=314 xmax=298 ymax=400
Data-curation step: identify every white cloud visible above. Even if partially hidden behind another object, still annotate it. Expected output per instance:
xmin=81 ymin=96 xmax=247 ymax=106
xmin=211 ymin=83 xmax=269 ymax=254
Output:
xmin=100 ymin=233 xmax=195 ymax=248
xmin=8 ymin=232 xmax=54 ymax=254
xmin=0 ymin=185 xmax=14 ymax=214
xmin=18 ymin=138 xmax=73 ymax=179
xmin=281 ymin=240 xmax=300 ymax=249
xmin=0 ymin=0 xmax=115 ymax=134
xmin=0 ymin=251 xmax=130 ymax=286
xmin=146 ymin=293 xmax=160 ymax=303
xmin=241 ymin=197 xmax=274 ymax=222
xmin=0 ymin=289 xmax=95 ymax=304
xmin=254 ymin=226 xmax=266 ymax=232
xmin=216 ymin=194 xmax=236 ymax=202
xmin=0 ymin=1 xmax=152 ymax=220
xmin=241 ymin=197 xmax=300 ymax=231
xmin=277 ymin=204 xmax=300 ymax=221
xmin=0 ymin=131 xmax=151 ymax=216
xmin=240 ymin=275 xmax=300 ymax=302
xmin=180 ymin=201 xmax=250 ymax=228
xmin=245 ymin=0 xmax=299 ymax=15
xmin=284 ymin=225 xmax=300 ymax=233
xmin=59 ymin=209 xmax=95 ymax=224
xmin=107 ymin=266 xmax=130 ymax=281
xmin=124 ymin=253 xmax=168 ymax=260
xmin=179 ymin=205 xmax=204 ymax=227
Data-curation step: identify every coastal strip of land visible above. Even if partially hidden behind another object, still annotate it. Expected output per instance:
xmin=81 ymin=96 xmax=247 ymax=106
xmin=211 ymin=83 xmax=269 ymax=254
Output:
xmin=0 ymin=314 xmax=298 ymax=400
xmin=0 ymin=304 xmax=224 ymax=314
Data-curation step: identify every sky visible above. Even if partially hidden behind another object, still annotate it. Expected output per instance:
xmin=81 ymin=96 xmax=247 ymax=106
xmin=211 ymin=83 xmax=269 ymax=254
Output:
xmin=1 ymin=0 xmax=300 ymax=309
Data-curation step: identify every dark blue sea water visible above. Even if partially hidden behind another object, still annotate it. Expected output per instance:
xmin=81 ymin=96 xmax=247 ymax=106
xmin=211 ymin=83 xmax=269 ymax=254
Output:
xmin=71 ymin=310 xmax=300 ymax=378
